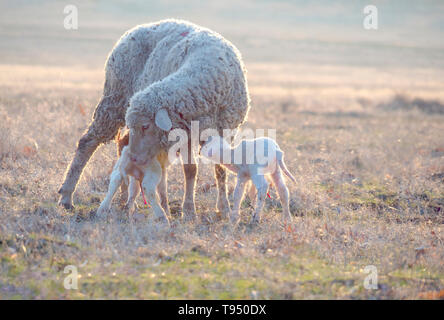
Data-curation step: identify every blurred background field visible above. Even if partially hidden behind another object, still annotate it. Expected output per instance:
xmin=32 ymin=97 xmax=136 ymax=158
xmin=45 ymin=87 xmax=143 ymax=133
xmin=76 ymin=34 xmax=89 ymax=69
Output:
xmin=0 ymin=0 xmax=443 ymax=299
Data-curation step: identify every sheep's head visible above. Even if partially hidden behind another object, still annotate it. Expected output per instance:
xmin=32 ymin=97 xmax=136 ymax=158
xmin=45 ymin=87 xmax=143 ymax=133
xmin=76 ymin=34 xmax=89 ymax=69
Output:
xmin=126 ymin=108 xmax=172 ymax=166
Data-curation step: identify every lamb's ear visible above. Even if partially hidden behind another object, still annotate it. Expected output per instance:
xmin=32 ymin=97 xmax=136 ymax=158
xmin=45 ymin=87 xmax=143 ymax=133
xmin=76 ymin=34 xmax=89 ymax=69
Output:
xmin=155 ymin=108 xmax=172 ymax=131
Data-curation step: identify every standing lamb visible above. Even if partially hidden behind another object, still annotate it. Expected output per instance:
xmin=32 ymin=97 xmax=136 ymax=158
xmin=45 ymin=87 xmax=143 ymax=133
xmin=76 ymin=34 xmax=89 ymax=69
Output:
xmin=200 ymin=135 xmax=296 ymax=224
xmin=58 ymin=19 xmax=250 ymax=220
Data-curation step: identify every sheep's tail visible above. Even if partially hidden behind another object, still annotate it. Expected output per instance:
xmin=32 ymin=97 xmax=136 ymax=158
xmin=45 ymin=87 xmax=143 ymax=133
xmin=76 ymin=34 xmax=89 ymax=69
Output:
xmin=277 ymin=150 xmax=296 ymax=183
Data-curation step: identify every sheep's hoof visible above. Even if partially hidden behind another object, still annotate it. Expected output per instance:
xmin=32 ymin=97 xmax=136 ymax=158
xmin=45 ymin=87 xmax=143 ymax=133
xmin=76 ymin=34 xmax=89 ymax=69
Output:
xmin=183 ymin=212 xmax=196 ymax=222
xmin=58 ymin=190 xmax=74 ymax=210
xmin=252 ymin=214 xmax=261 ymax=224
xmin=217 ymin=201 xmax=230 ymax=220
xmin=182 ymin=202 xmax=196 ymax=221
xmin=58 ymin=198 xmax=74 ymax=210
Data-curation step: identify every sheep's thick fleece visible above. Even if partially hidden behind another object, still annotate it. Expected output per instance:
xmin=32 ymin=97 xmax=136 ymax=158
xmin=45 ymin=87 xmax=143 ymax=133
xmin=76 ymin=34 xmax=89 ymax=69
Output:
xmin=58 ymin=19 xmax=250 ymax=212
xmin=122 ymin=19 xmax=250 ymax=143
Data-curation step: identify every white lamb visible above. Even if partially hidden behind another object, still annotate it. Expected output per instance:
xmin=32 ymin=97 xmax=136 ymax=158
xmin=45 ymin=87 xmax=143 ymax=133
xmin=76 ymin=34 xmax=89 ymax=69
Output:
xmin=200 ymin=135 xmax=296 ymax=224
xmin=96 ymin=133 xmax=172 ymax=225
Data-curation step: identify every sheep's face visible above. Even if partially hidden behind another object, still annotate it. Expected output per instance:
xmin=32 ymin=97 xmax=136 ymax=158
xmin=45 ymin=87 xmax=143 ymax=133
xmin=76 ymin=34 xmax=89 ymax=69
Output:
xmin=126 ymin=108 xmax=173 ymax=166
xmin=127 ymin=123 xmax=161 ymax=167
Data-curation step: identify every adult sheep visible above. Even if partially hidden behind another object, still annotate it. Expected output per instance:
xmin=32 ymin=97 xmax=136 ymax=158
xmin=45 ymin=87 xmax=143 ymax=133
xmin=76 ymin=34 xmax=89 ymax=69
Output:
xmin=58 ymin=19 xmax=250 ymax=220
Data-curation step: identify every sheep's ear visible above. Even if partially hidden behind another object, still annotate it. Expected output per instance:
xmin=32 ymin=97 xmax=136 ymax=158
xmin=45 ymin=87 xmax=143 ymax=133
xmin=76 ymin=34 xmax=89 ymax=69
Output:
xmin=155 ymin=108 xmax=172 ymax=131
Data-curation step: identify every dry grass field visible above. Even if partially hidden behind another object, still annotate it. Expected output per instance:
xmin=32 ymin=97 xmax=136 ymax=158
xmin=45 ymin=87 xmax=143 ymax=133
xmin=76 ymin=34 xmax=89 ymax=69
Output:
xmin=0 ymin=1 xmax=443 ymax=299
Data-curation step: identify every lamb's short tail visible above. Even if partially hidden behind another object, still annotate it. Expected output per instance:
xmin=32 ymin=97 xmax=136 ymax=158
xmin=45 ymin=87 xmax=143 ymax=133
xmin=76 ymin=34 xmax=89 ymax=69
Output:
xmin=277 ymin=150 xmax=296 ymax=183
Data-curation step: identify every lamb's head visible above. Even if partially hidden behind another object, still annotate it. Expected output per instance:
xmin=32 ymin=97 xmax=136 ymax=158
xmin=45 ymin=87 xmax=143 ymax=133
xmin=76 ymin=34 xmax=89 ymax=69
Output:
xmin=125 ymin=99 xmax=173 ymax=167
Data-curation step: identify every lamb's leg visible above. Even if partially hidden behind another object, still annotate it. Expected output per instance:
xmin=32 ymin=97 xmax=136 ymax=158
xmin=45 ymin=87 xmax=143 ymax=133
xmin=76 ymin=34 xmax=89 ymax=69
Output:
xmin=271 ymin=168 xmax=292 ymax=222
xmin=251 ymin=175 xmax=268 ymax=223
xmin=157 ymin=164 xmax=170 ymax=217
xmin=119 ymin=179 xmax=129 ymax=207
xmin=230 ymin=174 xmax=248 ymax=224
xmin=142 ymin=161 xmax=170 ymax=226
xmin=116 ymin=129 xmax=130 ymax=205
xmin=215 ymin=164 xmax=230 ymax=219
xmin=58 ymin=96 xmax=124 ymax=210
xmin=124 ymin=177 xmax=139 ymax=213
xmin=97 ymin=166 xmax=123 ymax=218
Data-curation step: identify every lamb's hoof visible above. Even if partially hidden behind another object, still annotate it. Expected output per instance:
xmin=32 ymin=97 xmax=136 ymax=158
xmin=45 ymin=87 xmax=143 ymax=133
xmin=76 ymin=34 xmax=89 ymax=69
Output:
xmin=117 ymin=213 xmax=129 ymax=224
xmin=155 ymin=215 xmax=171 ymax=227
xmin=252 ymin=214 xmax=261 ymax=224
xmin=282 ymin=214 xmax=292 ymax=224
xmin=230 ymin=213 xmax=240 ymax=225
xmin=95 ymin=206 xmax=109 ymax=220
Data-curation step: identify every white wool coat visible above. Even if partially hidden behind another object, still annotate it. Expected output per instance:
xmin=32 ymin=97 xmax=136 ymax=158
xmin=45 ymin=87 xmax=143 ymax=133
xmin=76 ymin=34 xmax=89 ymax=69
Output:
xmin=115 ymin=19 xmax=250 ymax=146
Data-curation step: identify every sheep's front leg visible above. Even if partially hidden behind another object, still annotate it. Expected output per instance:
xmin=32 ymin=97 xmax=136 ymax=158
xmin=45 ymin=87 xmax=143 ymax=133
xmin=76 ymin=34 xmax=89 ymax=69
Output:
xmin=97 ymin=167 xmax=123 ymax=218
xmin=158 ymin=163 xmax=170 ymax=217
xmin=215 ymin=164 xmax=230 ymax=219
xmin=142 ymin=161 xmax=170 ymax=226
xmin=271 ymin=168 xmax=292 ymax=222
xmin=247 ymin=181 xmax=257 ymax=208
xmin=182 ymin=163 xmax=197 ymax=221
xmin=230 ymin=174 xmax=248 ymax=224
xmin=251 ymin=175 xmax=268 ymax=223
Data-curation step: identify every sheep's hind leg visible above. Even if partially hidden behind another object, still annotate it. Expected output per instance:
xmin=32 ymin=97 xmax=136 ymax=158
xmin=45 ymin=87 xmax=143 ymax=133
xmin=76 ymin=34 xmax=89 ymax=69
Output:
xmin=58 ymin=128 xmax=103 ymax=209
xmin=58 ymin=96 xmax=124 ymax=210
xmin=215 ymin=164 xmax=230 ymax=219
xmin=158 ymin=165 xmax=171 ymax=217
xmin=247 ymin=181 xmax=257 ymax=208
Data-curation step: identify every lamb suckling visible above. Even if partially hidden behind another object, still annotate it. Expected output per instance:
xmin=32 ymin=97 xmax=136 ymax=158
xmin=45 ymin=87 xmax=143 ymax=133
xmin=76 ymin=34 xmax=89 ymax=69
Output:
xmin=58 ymin=19 xmax=250 ymax=222
xmin=96 ymin=130 xmax=171 ymax=225
xmin=200 ymin=135 xmax=296 ymax=224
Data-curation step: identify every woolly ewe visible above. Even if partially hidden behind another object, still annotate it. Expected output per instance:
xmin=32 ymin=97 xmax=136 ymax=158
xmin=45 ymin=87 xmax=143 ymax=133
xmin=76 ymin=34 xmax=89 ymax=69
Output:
xmin=58 ymin=20 xmax=250 ymax=221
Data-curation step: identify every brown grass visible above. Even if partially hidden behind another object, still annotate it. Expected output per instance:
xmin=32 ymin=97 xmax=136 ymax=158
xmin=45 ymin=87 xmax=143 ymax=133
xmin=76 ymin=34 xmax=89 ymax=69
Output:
xmin=0 ymin=63 xmax=443 ymax=299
